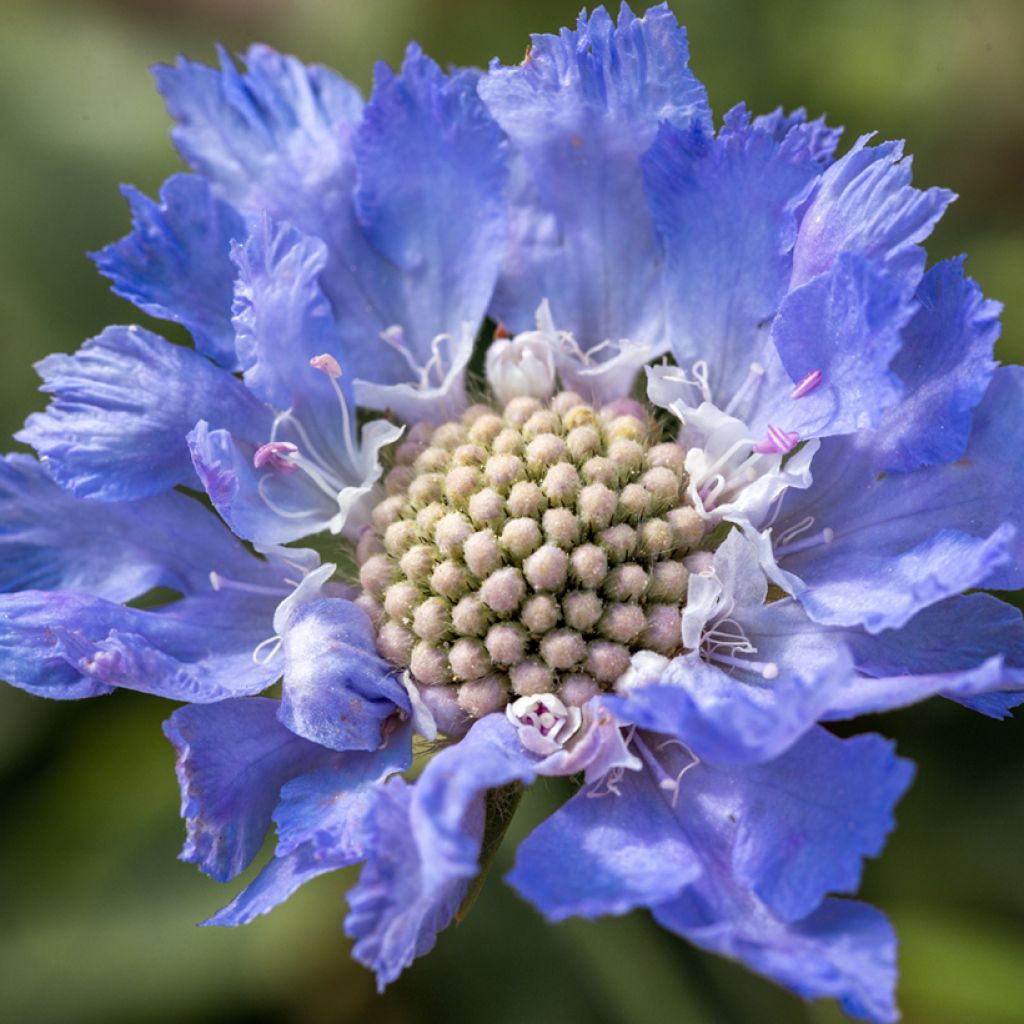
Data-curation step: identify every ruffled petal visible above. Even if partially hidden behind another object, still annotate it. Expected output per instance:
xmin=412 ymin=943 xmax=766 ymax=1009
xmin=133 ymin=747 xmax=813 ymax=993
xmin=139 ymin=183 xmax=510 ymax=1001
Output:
xmin=17 ymin=325 xmax=269 ymax=501
xmin=91 ymin=174 xmax=248 ymax=368
xmin=507 ymin=762 xmax=699 ymax=921
xmin=154 ymin=44 xmax=363 ymax=216
xmin=344 ymin=778 xmax=462 ymax=991
xmin=752 ymin=107 xmax=843 ymax=164
xmin=479 ymin=4 xmax=710 ymax=362
xmin=205 ymin=719 xmax=412 ymax=923
xmin=654 ymin=897 xmax=898 ymax=1023
xmin=277 ymin=595 xmax=409 ymax=752
xmin=641 ymin=105 xmax=826 ymax=400
xmin=164 ymin=696 xmax=345 ymax=882
xmin=157 ymin=43 xmax=506 ymax=411
xmin=346 ymin=46 xmax=506 ymax=399
xmin=826 ymin=593 xmax=1024 ymax=718
xmin=0 ymin=453 xmax=266 ymax=601
xmin=0 ymin=588 xmax=280 ymax=701
xmin=231 ymin=214 xmax=406 ymax=532
xmin=232 ymin=215 xmax=351 ymax=450
xmin=188 ymin=416 xmax=401 ymax=546
xmin=696 ymin=727 xmax=913 ymax=922
xmin=647 ymin=725 xmax=906 ymax=1022
xmin=610 ymin=559 xmax=858 ymax=766
xmin=353 ymin=325 xmax=476 ymax=425
xmin=765 ymin=366 xmax=1024 ymax=630
xmin=605 ymin=646 xmax=846 ymax=769
xmin=345 ymin=714 xmax=536 ymax=988
xmin=875 ymin=257 xmax=1001 ymax=472
xmin=769 ymin=253 xmax=912 ymax=438
xmin=791 ymin=134 xmax=955 ymax=293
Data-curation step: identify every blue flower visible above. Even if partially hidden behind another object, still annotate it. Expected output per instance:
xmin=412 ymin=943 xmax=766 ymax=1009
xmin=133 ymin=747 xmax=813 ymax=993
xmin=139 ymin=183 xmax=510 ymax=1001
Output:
xmin=2 ymin=5 xmax=1022 ymax=1022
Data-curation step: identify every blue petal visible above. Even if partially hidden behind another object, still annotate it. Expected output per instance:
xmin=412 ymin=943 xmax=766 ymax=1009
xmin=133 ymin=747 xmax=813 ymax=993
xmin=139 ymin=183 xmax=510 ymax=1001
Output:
xmin=0 ymin=588 xmax=280 ymax=701
xmin=479 ymin=4 xmax=710 ymax=354
xmin=154 ymin=44 xmax=363 ymax=215
xmin=277 ymin=596 xmax=409 ymax=752
xmin=701 ymin=727 xmax=913 ymax=922
xmin=92 ymin=174 xmax=248 ymax=368
xmin=654 ymin=896 xmax=899 ymax=1023
xmin=641 ymin=105 xmax=825 ymax=399
xmin=345 ymin=714 xmax=537 ymax=989
xmin=205 ymin=719 xmax=412 ymax=923
xmin=345 ymin=777 xmax=462 ymax=991
xmin=791 ymin=134 xmax=955 ymax=292
xmin=164 ymin=696 xmax=345 ymax=882
xmin=955 ymin=691 xmax=1024 ymax=720
xmin=0 ymin=453 xmax=278 ymax=601
xmin=274 ymin=722 xmax=412 ymax=857
xmin=606 ymin=599 xmax=856 ymax=766
xmin=188 ymin=216 xmax=404 ymax=542
xmin=232 ymin=216 xmax=349 ymax=445
xmin=751 ymin=107 xmax=843 ymax=164
xmin=346 ymin=45 xmax=506 ymax=401
xmin=825 ymin=593 xmax=1024 ymax=718
xmin=157 ymin=43 xmax=505 ymax=411
xmin=770 ymin=366 xmax=1024 ymax=630
xmin=187 ymin=419 xmax=337 ymax=545
xmin=17 ymin=325 xmax=269 ymax=501
xmin=875 ymin=257 xmax=1001 ymax=472
xmin=770 ymin=253 xmax=911 ymax=438
xmin=647 ymin=725 xmax=905 ymax=1021
xmin=507 ymin=762 xmax=700 ymax=921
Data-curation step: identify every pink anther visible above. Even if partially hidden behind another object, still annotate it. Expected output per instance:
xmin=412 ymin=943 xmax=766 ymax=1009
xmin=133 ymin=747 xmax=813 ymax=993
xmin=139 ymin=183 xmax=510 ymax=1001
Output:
xmin=790 ymin=368 xmax=822 ymax=399
xmin=753 ymin=424 xmax=800 ymax=455
xmin=310 ymin=353 xmax=343 ymax=378
xmin=253 ymin=441 xmax=298 ymax=472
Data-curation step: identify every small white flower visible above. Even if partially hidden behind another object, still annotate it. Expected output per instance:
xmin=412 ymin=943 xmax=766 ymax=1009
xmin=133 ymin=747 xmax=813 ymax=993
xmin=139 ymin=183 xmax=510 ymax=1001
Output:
xmin=506 ymin=692 xmax=582 ymax=755
xmin=486 ymin=300 xmax=558 ymax=405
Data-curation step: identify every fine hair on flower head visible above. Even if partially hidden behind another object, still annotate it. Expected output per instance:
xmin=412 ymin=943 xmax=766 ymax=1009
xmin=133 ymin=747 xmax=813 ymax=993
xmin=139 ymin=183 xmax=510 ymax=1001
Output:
xmin=1 ymin=5 xmax=1022 ymax=1022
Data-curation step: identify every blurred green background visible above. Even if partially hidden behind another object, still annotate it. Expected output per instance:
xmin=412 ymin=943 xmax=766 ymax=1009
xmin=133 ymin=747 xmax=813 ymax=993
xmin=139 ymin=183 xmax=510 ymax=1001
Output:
xmin=1 ymin=1 xmax=1023 ymax=1022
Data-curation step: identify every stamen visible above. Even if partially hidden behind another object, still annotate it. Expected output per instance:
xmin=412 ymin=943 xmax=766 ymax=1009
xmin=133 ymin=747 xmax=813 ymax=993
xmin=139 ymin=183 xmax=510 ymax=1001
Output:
xmin=753 ymin=424 xmax=799 ymax=455
xmin=698 ymin=474 xmax=725 ymax=509
xmin=209 ymin=571 xmax=290 ymax=597
xmin=775 ymin=527 xmax=835 ymax=558
xmin=790 ymin=368 xmax=823 ymax=399
xmin=703 ymin=622 xmax=757 ymax=655
xmin=662 ymin=359 xmax=712 ymax=404
xmin=762 ymin=491 xmax=787 ymax=530
xmin=586 ymin=765 xmax=626 ymax=799
xmin=269 ymin=410 xmax=342 ymax=484
xmin=724 ymin=362 xmax=765 ymax=417
xmin=252 ymin=635 xmax=283 ymax=665
xmin=775 ymin=515 xmax=815 ymax=548
xmin=380 ymin=326 xmax=454 ymax=389
xmin=695 ymin=436 xmax=761 ymax=486
xmin=253 ymin=441 xmax=298 ymax=472
xmin=707 ymin=651 xmax=780 ymax=680
xmin=631 ymin=733 xmax=696 ymax=808
xmin=311 ymin=353 xmax=362 ymax=469
xmin=309 ymin=353 xmax=342 ymax=378
xmin=256 ymin=477 xmax=325 ymax=520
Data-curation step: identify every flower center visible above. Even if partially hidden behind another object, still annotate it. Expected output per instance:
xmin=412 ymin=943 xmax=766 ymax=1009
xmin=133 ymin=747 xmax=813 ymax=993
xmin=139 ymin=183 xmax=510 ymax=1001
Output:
xmin=355 ymin=391 xmax=707 ymax=720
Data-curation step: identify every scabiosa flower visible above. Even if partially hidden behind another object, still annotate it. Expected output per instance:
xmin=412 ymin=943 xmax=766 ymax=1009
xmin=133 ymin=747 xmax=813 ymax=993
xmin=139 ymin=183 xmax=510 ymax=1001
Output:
xmin=2 ymin=5 xmax=1022 ymax=1020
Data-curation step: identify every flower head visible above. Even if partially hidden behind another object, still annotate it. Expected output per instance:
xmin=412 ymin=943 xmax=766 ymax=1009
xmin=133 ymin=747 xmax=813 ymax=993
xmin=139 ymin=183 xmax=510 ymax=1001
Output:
xmin=2 ymin=5 xmax=1023 ymax=1022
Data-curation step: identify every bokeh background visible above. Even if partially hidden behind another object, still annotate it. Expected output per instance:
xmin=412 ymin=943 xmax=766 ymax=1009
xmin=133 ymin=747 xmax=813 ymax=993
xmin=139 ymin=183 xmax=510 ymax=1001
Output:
xmin=1 ymin=1 xmax=1023 ymax=1021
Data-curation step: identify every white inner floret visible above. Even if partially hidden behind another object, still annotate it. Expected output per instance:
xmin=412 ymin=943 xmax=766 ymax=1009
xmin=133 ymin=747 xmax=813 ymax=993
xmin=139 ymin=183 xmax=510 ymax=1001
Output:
xmin=355 ymin=390 xmax=710 ymax=720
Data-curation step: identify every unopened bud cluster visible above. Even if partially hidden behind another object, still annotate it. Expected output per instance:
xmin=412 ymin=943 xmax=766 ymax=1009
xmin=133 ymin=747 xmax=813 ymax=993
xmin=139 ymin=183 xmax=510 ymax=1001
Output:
xmin=355 ymin=391 xmax=705 ymax=721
